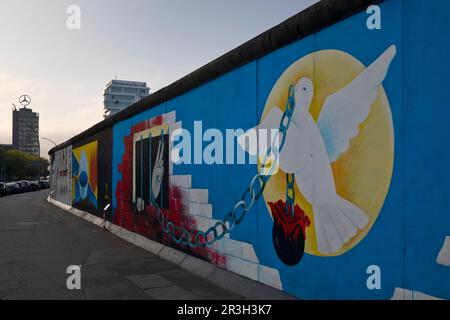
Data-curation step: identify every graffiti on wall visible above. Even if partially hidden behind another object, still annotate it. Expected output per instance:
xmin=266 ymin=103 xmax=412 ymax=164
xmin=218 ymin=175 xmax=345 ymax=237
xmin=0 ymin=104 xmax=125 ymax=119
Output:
xmin=239 ymin=45 xmax=397 ymax=265
xmin=54 ymin=146 xmax=72 ymax=205
xmin=114 ymin=112 xmax=227 ymax=266
xmin=112 ymin=45 xmax=398 ymax=288
xmin=133 ymin=124 xmax=169 ymax=212
xmin=72 ymin=141 xmax=98 ymax=211
xmin=113 ymin=112 xmax=285 ymax=286
xmin=49 ymin=0 xmax=450 ymax=299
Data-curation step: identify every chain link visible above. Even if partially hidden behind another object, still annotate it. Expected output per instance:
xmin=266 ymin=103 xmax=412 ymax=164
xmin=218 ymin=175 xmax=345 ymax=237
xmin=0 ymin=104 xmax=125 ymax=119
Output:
xmin=148 ymin=84 xmax=297 ymax=248
xmin=286 ymin=173 xmax=296 ymax=217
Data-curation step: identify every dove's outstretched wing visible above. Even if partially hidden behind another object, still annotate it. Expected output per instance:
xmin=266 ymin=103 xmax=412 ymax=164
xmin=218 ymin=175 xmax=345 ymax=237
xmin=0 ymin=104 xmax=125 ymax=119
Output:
xmin=317 ymin=45 xmax=397 ymax=163
xmin=237 ymin=106 xmax=283 ymax=158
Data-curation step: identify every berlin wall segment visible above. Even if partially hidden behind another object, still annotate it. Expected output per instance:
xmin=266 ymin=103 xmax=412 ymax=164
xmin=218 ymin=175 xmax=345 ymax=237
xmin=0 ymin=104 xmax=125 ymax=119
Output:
xmin=49 ymin=0 xmax=450 ymax=300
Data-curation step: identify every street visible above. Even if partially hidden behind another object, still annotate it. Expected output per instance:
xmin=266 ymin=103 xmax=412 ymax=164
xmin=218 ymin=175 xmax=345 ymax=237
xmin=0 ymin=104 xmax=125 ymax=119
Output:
xmin=0 ymin=191 xmax=249 ymax=300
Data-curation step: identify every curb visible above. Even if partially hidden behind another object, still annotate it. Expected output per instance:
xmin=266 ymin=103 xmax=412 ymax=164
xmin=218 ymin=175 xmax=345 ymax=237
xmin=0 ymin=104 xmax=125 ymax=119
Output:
xmin=47 ymin=196 xmax=297 ymax=300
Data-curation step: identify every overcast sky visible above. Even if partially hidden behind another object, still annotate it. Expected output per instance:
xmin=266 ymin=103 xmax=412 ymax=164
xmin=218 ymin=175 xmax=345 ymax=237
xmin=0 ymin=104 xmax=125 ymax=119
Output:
xmin=0 ymin=0 xmax=319 ymax=157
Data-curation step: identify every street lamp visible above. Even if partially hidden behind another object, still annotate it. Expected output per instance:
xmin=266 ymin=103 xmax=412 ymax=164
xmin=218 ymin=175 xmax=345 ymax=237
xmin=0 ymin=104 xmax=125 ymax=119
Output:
xmin=41 ymin=137 xmax=57 ymax=147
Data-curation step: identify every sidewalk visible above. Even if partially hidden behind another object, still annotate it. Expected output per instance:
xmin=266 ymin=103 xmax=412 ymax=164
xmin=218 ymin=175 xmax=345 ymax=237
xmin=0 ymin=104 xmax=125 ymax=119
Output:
xmin=0 ymin=191 xmax=295 ymax=300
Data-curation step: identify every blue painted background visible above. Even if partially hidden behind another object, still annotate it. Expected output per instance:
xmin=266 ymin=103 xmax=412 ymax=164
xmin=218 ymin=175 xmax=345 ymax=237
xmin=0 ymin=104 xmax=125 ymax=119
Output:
xmin=109 ymin=0 xmax=450 ymax=299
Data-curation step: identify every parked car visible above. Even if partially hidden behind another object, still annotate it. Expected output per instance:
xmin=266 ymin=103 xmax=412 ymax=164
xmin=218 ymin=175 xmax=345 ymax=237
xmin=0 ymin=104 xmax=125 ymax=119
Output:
xmin=0 ymin=182 xmax=7 ymax=196
xmin=39 ymin=180 xmax=50 ymax=189
xmin=17 ymin=181 xmax=30 ymax=193
xmin=29 ymin=181 xmax=40 ymax=192
xmin=6 ymin=182 xmax=20 ymax=195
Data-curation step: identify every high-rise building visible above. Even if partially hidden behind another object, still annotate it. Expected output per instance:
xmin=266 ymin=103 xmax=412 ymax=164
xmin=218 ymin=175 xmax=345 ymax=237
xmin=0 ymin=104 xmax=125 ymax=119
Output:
xmin=12 ymin=108 xmax=40 ymax=157
xmin=103 ymin=79 xmax=150 ymax=118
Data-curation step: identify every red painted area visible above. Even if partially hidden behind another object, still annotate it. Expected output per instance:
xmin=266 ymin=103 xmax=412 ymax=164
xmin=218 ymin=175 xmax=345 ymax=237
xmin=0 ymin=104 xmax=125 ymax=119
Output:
xmin=268 ymin=199 xmax=311 ymax=241
xmin=114 ymin=115 xmax=226 ymax=265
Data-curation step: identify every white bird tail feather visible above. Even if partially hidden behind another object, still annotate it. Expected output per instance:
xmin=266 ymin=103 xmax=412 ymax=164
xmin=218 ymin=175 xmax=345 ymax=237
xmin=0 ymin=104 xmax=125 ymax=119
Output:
xmin=314 ymin=196 xmax=369 ymax=254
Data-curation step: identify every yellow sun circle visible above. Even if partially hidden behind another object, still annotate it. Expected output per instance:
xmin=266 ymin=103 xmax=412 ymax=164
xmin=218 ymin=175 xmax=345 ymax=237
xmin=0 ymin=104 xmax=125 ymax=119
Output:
xmin=261 ymin=50 xmax=394 ymax=257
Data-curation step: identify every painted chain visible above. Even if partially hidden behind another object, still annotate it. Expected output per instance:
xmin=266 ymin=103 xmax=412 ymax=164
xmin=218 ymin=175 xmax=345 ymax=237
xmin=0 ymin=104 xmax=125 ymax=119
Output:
xmin=149 ymin=85 xmax=297 ymax=248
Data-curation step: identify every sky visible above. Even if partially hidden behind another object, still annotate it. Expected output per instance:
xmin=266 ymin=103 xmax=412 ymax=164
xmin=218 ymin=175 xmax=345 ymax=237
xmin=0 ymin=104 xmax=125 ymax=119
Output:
xmin=0 ymin=0 xmax=319 ymax=157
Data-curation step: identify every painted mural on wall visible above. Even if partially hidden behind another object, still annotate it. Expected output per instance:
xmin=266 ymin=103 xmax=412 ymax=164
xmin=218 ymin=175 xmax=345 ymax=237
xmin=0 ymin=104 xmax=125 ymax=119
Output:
xmin=110 ymin=45 xmax=401 ymax=294
xmin=113 ymin=111 xmax=284 ymax=287
xmin=239 ymin=45 xmax=397 ymax=265
xmin=53 ymin=146 xmax=72 ymax=205
xmin=70 ymin=129 xmax=113 ymax=217
xmin=114 ymin=112 xmax=227 ymax=266
xmin=49 ymin=0 xmax=450 ymax=300
xmin=133 ymin=123 xmax=169 ymax=212
xmin=72 ymin=141 xmax=98 ymax=211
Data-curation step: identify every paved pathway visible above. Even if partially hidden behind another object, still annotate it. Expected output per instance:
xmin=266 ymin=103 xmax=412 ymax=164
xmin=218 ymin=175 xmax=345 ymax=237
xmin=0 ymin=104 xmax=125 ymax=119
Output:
xmin=0 ymin=191 xmax=294 ymax=300
xmin=0 ymin=191 xmax=243 ymax=300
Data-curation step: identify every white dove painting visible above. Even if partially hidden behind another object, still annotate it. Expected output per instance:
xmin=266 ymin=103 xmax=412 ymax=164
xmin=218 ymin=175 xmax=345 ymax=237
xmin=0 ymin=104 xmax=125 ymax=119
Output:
xmin=238 ymin=45 xmax=397 ymax=258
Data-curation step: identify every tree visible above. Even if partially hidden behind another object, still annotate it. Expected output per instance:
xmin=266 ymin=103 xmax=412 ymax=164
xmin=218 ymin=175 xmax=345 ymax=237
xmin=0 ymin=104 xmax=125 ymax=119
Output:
xmin=0 ymin=147 xmax=49 ymax=181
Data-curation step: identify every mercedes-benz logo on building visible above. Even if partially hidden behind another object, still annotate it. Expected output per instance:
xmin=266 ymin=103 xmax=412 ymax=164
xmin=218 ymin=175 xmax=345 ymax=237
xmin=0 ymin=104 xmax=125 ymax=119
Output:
xmin=19 ymin=94 xmax=31 ymax=107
